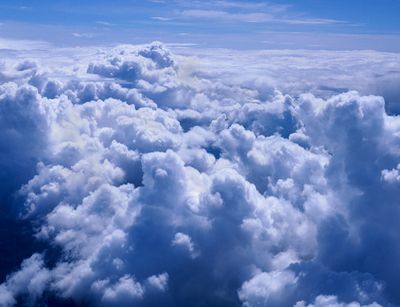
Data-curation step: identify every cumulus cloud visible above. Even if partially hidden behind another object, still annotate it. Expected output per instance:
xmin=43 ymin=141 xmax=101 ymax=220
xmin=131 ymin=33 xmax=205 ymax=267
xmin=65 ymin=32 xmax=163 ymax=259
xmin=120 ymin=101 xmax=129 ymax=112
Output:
xmin=295 ymin=295 xmax=382 ymax=307
xmin=0 ymin=41 xmax=399 ymax=307
xmin=238 ymin=270 xmax=297 ymax=306
xmin=381 ymin=164 xmax=400 ymax=183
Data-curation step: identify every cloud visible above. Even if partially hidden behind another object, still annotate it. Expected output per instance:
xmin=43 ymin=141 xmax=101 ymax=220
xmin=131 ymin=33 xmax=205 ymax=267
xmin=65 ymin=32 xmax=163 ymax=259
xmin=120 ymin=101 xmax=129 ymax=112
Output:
xmin=0 ymin=42 xmax=399 ymax=307
xmin=151 ymin=0 xmax=345 ymax=26
xmin=238 ymin=270 xmax=297 ymax=306
xmin=0 ymin=37 xmax=51 ymax=50
xmin=72 ymin=32 xmax=94 ymax=39
xmin=172 ymin=232 xmax=198 ymax=258
xmin=295 ymin=295 xmax=382 ymax=307
xmin=180 ymin=9 xmax=343 ymax=25
xmin=381 ymin=164 xmax=400 ymax=183
xmin=174 ymin=0 xmax=344 ymax=26
xmin=181 ymin=9 xmax=275 ymax=23
xmin=96 ymin=21 xmax=115 ymax=26
xmin=214 ymin=0 xmax=289 ymax=12
xmin=0 ymin=254 xmax=50 ymax=307
xmin=175 ymin=47 xmax=400 ymax=103
xmin=151 ymin=17 xmax=173 ymax=21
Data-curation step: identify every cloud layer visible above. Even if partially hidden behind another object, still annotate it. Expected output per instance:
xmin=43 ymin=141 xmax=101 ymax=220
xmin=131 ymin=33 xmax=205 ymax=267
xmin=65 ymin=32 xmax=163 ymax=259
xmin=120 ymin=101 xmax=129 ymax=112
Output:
xmin=0 ymin=42 xmax=400 ymax=306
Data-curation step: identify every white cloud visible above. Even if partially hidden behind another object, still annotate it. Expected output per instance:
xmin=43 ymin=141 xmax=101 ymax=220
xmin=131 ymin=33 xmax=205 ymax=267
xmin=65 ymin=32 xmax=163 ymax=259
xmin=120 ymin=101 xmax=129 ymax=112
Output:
xmin=214 ymin=0 xmax=289 ymax=12
xmin=238 ymin=270 xmax=297 ymax=306
xmin=295 ymin=295 xmax=382 ymax=307
xmin=181 ymin=9 xmax=275 ymax=23
xmin=72 ymin=32 xmax=94 ymax=38
xmin=151 ymin=16 xmax=172 ymax=21
xmin=0 ymin=42 xmax=399 ymax=307
xmin=172 ymin=232 xmax=198 ymax=258
xmin=0 ymin=37 xmax=51 ymax=50
xmin=180 ymin=9 xmax=343 ymax=25
xmin=96 ymin=21 xmax=115 ymax=26
xmin=381 ymin=164 xmax=400 ymax=183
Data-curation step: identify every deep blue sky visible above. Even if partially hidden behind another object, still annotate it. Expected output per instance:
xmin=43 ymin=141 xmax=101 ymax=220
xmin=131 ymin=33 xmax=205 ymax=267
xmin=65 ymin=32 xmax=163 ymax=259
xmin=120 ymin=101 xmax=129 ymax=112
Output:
xmin=0 ymin=0 xmax=399 ymax=50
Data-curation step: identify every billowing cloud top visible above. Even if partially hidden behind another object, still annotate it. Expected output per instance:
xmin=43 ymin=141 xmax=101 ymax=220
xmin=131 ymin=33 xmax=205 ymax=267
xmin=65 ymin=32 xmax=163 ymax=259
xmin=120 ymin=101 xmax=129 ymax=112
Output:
xmin=0 ymin=42 xmax=400 ymax=307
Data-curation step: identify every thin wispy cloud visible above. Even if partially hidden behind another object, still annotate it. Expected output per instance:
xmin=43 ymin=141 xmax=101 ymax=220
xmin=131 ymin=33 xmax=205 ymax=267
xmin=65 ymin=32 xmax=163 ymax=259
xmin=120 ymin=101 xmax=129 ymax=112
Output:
xmin=72 ymin=32 xmax=93 ymax=38
xmin=151 ymin=16 xmax=173 ymax=21
xmin=160 ymin=0 xmax=347 ymax=26
xmin=181 ymin=10 xmax=274 ymax=23
xmin=0 ymin=37 xmax=51 ymax=49
xmin=170 ymin=0 xmax=288 ymax=11
xmin=214 ymin=0 xmax=290 ymax=12
xmin=96 ymin=21 xmax=115 ymax=26
xmin=181 ymin=9 xmax=345 ymax=25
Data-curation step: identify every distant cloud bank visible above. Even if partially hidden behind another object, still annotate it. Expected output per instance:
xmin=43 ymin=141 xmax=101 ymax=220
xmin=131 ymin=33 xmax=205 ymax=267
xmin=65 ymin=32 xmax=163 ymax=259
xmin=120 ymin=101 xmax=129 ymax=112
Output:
xmin=0 ymin=42 xmax=400 ymax=306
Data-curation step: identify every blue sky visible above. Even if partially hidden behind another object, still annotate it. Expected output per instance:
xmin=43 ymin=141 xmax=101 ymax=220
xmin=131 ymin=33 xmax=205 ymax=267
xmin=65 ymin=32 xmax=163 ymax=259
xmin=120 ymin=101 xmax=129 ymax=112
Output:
xmin=0 ymin=0 xmax=400 ymax=50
